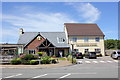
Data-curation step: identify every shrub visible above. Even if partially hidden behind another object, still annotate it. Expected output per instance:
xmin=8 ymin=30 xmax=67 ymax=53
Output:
xmin=67 ymin=55 xmax=72 ymax=61
xmin=40 ymin=56 xmax=51 ymax=64
xmin=36 ymin=52 xmax=43 ymax=56
xmin=67 ymin=55 xmax=76 ymax=64
xmin=41 ymin=56 xmax=50 ymax=60
xmin=21 ymin=60 xmax=30 ymax=65
xmin=51 ymin=59 xmax=58 ymax=64
xmin=73 ymin=58 xmax=77 ymax=64
xmin=20 ymin=54 xmax=38 ymax=60
xmin=30 ymin=60 xmax=39 ymax=65
xmin=40 ymin=60 xmax=51 ymax=64
xmin=11 ymin=59 xmax=21 ymax=65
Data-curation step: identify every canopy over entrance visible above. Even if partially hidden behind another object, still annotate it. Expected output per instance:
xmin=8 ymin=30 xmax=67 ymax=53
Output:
xmin=37 ymin=39 xmax=55 ymax=56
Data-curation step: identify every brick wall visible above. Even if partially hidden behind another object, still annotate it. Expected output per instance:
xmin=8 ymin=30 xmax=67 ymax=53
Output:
xmin=25 ymin=35 xmax=45 ymax=53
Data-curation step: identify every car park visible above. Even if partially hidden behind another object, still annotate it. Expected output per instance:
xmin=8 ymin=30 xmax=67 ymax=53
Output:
xmin=84 ymin=52 xmax=97 ymax=59
xmin=111 ymin=50 xmax=120 ymax=60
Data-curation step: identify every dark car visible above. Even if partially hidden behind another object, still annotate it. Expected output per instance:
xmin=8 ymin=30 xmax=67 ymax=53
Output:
xmin=111 ymin=51 xmax=120 ymax=60
xmin=75 ymin=52 xmax=83 ymax=59
xmin=84 ymin=52 xmax=97 ymax=59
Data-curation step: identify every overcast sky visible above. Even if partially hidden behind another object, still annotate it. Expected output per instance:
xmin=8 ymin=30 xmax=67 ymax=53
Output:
xmin=2 ymin=2 xmax=118 ymax=43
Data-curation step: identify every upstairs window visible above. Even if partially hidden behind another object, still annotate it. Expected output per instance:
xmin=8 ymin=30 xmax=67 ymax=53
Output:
xmin=95 ymin=37 xmax=100 ymax=42
xmin=72 ymin=37 xmax=77 ymax=42
xmin=58 ymin=37 xmax=65 ymax=43
xmin=84 ymin=37 xmax=89 ymax=42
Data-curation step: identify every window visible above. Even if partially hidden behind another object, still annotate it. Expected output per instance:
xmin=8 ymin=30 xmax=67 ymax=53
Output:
xmin=84 ymin=37 xmax=89 ymax=42
xmin=58 ymin=37 xmax=65 ymax=43
xmin=29 ymin=49 xmax=35 ymax=54
xmin=84 ymin=49 xmax=89 ymax=53
xmin=74 ymin=49 xmax=78 ymax=52
xmin=72 ymin=37 xmax=77 ymax=42
xmin=95 ymin=37 xmax=100 ymax=42
xmin=95 ymin=49 xmax=101 ymax=53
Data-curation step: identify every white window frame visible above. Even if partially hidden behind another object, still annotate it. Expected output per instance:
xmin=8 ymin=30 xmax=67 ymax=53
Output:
xmin=72 ymin=37 xmax=77 ymax=42
xmin=84 ymin=37 xmax=89 ymax=42
xmin=57 ymin=37 xmax=65 ymax=43
xmin=95 ymin=37 xmax=100 ymax=42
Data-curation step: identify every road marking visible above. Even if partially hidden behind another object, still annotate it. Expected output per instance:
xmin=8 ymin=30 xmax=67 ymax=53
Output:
xmin=107 ymin=61 xmax=113 ymax=63
xmin=32 ymin=74 xmax=47 ymax=78
xmin=4 ymin=74 xmax=22 ymax=78
xmin=100 ymin=61 xmax=105 ymax=63
xmin=59 ymin=73 xmax=71 ymax=79
xmin=77 ymin=61 xmax=82 ymax=64
xmin=92 ymin=61 xmax=98 ymax=63
xmin=85 ymin=61 xmax=91 ymax=63
xmin=114 ymin=60 xmax=119 ymax=63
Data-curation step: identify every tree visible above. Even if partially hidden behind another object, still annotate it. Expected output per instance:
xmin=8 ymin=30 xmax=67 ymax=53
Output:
xmin=117 ymin=40 xmax=120 ymax=49
xmin=104 ymin=39 xmax=117 ymax=50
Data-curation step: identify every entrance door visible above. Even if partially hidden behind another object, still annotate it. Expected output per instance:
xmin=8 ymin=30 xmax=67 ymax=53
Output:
xmin=58 ymin=50 xmax=64 ymax=57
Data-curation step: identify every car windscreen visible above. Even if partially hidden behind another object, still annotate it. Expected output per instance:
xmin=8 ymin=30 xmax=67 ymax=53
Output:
xmin=118 ymin=52 xmax=120 ymax=54
xmin=90 ymin=52 xmax=96 ymax=55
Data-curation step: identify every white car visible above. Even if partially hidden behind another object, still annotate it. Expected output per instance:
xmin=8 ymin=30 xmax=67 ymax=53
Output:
xmin=111 ymin=51 xmax=120 ymax=59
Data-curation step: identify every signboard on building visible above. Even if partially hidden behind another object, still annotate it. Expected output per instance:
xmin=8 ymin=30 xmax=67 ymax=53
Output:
xmin=76 ymin=43 xmax=97 ymax=47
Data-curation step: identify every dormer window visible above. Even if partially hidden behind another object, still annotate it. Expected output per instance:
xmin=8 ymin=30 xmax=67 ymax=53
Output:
xmin=57 ymin=37 xmax=65 ymax=43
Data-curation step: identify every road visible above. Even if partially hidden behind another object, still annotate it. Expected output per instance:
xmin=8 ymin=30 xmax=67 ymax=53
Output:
xmin=1 ymin=57 xmax=119 ymax=80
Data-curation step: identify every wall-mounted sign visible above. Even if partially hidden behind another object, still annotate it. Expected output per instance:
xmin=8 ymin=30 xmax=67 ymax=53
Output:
xmin=76 ymin=43 xmax=97 ymax=47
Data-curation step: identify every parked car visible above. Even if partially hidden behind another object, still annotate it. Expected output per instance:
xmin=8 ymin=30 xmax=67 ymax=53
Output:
xmin=84 ymin=52 xmax=97 ymax=59
xmin=75 ymin=52 xmax=83 ymax=59
xmin=111 ymin=51 xmax=120 ymax=60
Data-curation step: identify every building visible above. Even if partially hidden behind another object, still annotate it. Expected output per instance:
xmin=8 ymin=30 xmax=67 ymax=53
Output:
xmin=64 ymin=23 xmax=105 ymax=56
xmin=1 ymin=23 xmax=105 ymax=57
xmin=0 ymin=44 xmax=23 ymax=55
xmin=17 ymin=28 xmax=69 ymax=57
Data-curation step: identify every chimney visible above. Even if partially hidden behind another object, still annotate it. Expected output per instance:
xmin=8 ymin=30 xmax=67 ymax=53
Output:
xmin=19 ymin=28 xmax=24 ymax=35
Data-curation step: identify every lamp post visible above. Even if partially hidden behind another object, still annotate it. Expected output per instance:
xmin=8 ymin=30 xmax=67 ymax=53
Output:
xmin=70 ymin=41 xmax=74 ymax=64
xmin=71 ymin=44 xmax=74 ymax=64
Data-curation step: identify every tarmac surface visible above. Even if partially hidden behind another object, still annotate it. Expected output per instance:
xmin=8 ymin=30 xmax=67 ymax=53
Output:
xmin=1 ymin=56 xmax=119 ymax=80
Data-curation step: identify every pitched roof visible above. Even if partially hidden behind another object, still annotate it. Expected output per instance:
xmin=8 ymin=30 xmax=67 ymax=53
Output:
xmin=64 ymin=23 xmax=104 ymax=36
xmin=17 ymin=32 xmax=69 ymax=48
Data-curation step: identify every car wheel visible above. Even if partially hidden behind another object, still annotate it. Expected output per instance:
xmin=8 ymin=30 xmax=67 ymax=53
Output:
xmin=117 ymin=57 xmax=120 ymax=60
xmin=111 ymin=54 xmax=116 ymax=59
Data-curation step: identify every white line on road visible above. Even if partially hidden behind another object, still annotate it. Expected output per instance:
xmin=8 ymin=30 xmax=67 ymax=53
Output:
xmin=59 ymin=73 xmax=71 ymax=79
xmin=100 ymin=61 xmax=105 ymax=63
xmin=4 ymin=74 xmax=22 ymax=78
xmin=107 ymin=61 xmax=113 ymax=63
xmin=32 ymin=74 xmax=47 ymax=78
xmin=77 ymin=61 xmax=82 ymax=64
xmin=85 ymin=61 xmax=91 ymax=63
xmin=114 ymin=60 xmax=119 ymax=63
xmin=92 ymin=61 xmax=98 ymax=63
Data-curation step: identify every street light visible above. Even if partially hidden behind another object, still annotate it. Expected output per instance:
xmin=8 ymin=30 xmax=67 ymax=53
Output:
xmin=70 ymin=40 xmax=74 ymax=64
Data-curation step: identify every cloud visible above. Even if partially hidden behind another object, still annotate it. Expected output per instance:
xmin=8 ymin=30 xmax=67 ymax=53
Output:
xmin=67 ymin=3 xmax=101 ymax=23
xmin=2 ymin=11 xmax=77 ymax=43
xmin=3 ymin=12 xmax=76 ymax=32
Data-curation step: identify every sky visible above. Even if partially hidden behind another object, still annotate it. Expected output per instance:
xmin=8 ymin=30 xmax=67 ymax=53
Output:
xmin=1 ymin=2 xmax=118 ymax=43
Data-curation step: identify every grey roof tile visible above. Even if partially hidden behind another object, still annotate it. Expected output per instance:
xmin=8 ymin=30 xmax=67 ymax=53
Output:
xmin=17 ymin=32 xmax=70 ymax=48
